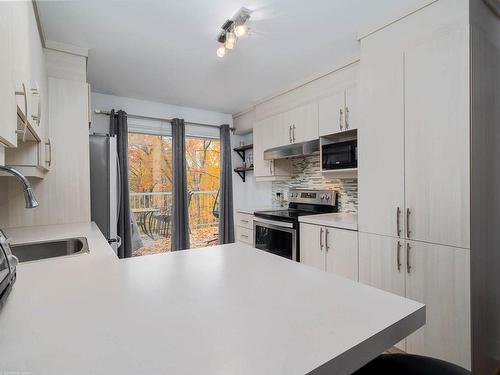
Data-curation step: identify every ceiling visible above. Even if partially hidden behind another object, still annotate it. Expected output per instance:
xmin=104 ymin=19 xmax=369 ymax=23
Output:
xmin=37 ymin=0 xmax=427 ymax=114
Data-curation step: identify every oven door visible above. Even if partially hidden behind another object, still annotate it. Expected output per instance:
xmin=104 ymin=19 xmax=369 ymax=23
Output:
xmin=253 ymin=218 xmax=297 ymax=261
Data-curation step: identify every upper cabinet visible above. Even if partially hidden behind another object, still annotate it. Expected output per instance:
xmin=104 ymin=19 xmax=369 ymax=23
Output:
xmin=358 ymin=49 xmax=405 ymax=238
xmin=281 ymin=102 xmax=318 ymax=144
xmin=318 ymin=85 xmax=358 ymax=136
xmin=0 ymin=2 xmax=17 ymax=148
xmin=358 ymin=26 xmax=470 ymax=249
xmin=251 ymin=62 xmax=358 ymax=181
xmin=404 ymin=27 xmax=470 ymax=249
xmin=0 ymin=1 xmax=51 ymax=176
xmin=253 ymin=116 xmax=291 ymax=180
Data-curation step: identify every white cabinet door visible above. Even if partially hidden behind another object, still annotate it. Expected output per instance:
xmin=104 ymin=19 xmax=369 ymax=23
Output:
xmin=358 ymin=48 xmax=405 ymax=238
xmin=404 ymin=27 xmax=470 ymax=249
xmin=344 ymin=86 xmax=358 ymax=132
xmin=325 ymin=227 xmax=358 ymax=281
xmin=11 ymin=1 xmax=32 ymax=127
xmin=0 ymin=2 xmax=17 ymax=148
xmin=300 ymin=223 xmax=325 ymax=271
xmin=283 ymin=102 xmax=318 ymax=144
xmin=405 ymin=240 xmax=470 ymax=369
xmin=358 ymin=233 xmax=405 ymax=298
xmin=266 ymin=112 xmax=289 ymax=150
xmin=358 ymin=232 xmax=406 ymax=351
xmin=318 ymin=92 xmax=345 ymax=136
xmin=253 ymin=118 xmax=274 ymax=177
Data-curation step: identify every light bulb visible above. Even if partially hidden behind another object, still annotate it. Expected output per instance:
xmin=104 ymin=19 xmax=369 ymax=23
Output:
xmin=234 ymin=23 xmax=248 ymax=37
xmin=225 ymin=31 xmax=236 ymax=50
xmin=216 ymin=45 xmax=226 ymax=58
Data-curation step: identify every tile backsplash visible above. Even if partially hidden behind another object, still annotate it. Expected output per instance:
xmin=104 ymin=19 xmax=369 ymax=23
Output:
xmin=272 ymin=154 xmax=358 ymax=213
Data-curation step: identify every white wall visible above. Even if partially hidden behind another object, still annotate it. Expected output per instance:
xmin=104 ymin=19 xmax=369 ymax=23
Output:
xmin=231 ymin=132 xmax=273 ymax=212
xmin=91 ymin=93 xmax=232 ymax=130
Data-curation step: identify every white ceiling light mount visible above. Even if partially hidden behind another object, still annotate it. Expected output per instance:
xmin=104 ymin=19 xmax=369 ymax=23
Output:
xmin=216 ymin=7 xmax=251 ymax=58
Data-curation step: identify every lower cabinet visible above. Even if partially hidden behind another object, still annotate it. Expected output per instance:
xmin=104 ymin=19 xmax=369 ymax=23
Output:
xmin=300 ymin=223 xmax=358 ymax=281
xmin=358 ymin=232 xmax=471 ymax=369
xmin=235 ymin=212 xmax=254 ymax=245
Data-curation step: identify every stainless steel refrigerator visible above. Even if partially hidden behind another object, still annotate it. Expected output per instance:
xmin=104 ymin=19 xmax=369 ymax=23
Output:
xmin=89 ymin=133 xmax=120 ymax=254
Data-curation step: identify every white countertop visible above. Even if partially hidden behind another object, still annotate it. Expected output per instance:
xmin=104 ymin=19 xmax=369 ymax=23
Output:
xmin=0 ymin=222 xmax=423 ymax=375
xmin=299 ymin=213 xmax=358 ymax=231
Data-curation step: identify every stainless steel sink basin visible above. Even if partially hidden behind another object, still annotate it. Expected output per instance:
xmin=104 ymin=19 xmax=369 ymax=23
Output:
xmin=11 ymin=237 xmax=89 ymax=263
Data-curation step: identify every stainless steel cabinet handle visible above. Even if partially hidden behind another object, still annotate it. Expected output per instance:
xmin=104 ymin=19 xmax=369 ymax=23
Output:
xmin=45 ymin=138 xmax=52 ymax=167
xmin=406 ymin=208 xmax=411 ymax=238
xmin=397 ymin=241 xmax=402 ymax=271
xmin=325 ymin=228 xmax=330 ymax=251
xmin=339 ymin=108 xmax=344 ymax=131
xmin=292 ymin=124 xmax=296 ymax=143
xmin=319 ymin=227 xmax=324 ymax=250
xmin=240 ymin=234 xmax=249 ymax=238
xmin=345 ymin=106 xmax=350 ymax=130
xmin=289 ymin=125 xmax=292 ymax=143
xmin=240 ymin=219 xmax=249 ymax=223
xmin=269 ymin=162 xmax=273 ymax=175
xmin=396 ymin=207 xmax=401 ymax=237
xmin=406 ymin=243 xmax=411 ymax=274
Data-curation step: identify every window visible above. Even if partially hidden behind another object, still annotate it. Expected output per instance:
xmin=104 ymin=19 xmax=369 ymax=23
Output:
xmin=127 ymin=121 xmax=220 ymax=256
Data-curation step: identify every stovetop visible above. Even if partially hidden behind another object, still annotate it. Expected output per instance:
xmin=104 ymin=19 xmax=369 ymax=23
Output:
xmin=254 ymin=209 xmax=321 ymax=221
xmin=254 ymin=189 xmax=339 ymax=224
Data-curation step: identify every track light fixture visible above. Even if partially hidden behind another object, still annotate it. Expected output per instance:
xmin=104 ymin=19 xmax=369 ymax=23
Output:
xmin=216 ymin=7 xmax=251 ymax=58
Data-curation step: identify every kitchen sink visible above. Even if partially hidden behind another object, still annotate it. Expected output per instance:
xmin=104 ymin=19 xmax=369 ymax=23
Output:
xmin=11 ymin=237 xmax=89 ymax=263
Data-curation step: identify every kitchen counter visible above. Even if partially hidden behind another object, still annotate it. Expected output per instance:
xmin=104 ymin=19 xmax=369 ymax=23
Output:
xmin=299 ymin=213 xmax=358 ymax=231
xmin=0 ymin=221 xmax=423 ymax=375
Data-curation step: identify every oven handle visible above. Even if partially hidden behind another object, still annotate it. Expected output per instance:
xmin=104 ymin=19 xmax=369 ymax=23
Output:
xmin=253 ymin=217 xmax=295 ymax=229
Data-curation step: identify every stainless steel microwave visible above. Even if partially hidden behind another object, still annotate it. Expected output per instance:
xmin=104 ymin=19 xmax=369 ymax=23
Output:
xmin=321 ymin=139 xmax=357 ymax=170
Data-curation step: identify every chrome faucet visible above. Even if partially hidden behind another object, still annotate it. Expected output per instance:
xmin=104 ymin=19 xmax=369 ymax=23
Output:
xmin=0 ymin=166 xmax=39 ymax=208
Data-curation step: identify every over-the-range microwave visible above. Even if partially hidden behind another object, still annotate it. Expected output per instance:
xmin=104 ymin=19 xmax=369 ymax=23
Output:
xmin=321 ymin=139 xmax=357 ymax=170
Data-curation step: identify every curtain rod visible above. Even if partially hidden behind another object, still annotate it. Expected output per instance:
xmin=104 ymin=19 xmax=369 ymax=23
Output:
xmin=94 ymin=109 xmax=235 ymax=131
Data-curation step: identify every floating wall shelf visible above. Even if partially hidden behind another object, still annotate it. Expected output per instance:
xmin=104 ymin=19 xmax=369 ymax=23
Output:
xmin=233 ymin=144 xmax=253 ymax=182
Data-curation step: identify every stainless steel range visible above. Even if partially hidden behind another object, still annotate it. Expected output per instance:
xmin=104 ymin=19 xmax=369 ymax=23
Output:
xmin=253 ymin=189 xmax=338 ymax=262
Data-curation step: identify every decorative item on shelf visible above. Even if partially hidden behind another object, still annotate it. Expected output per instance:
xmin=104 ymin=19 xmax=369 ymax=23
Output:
xmin=216 ymin=8 xmax=251 ymax=58
xmin=246 ymin=149 xmax=254 ymax=168
xmin=233 ymin=144 xmax=254 ymax=182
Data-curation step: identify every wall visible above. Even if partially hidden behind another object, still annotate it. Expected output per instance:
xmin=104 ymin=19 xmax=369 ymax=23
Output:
xmin=91 ymin=93 xmax=232 ymax=131
xmin=272 ymin=154 xmax=357 ymax=213
xmin=231 ymin=132 xmax=273 ymax=211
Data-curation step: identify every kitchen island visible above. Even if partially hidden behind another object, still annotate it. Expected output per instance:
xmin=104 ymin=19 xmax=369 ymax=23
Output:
xmin=0 ymin=222 xmax=424 ymax=375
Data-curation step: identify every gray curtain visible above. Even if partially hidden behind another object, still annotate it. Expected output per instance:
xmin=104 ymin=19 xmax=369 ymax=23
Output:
xmin=219 ymin=124 xmax=235 ymax=244
xmin=110 ymin=110 xmax=133 ymax=258
xmin=171 ymin=118 xmax=190 ymax=250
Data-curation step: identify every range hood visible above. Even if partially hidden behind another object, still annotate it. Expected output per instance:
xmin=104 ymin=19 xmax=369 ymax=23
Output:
xmin=263 ymin=139 xmax=319 ymax=160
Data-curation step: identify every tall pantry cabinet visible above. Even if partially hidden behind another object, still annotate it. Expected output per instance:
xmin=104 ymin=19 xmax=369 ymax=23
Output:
xmin=357 ymin=0 xmax=471 ymax=370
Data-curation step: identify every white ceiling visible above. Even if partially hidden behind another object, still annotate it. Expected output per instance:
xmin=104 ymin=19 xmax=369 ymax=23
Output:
xmin=38 ymin=0 xmax=426 ymax=114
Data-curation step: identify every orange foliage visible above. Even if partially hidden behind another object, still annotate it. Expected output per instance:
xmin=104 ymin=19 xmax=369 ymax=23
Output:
xmin=128 ymin=133 xmax=220 ymax=226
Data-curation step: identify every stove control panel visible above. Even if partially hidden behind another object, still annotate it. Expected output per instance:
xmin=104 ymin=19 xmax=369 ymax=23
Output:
xmin=288 ymin=189 xmax=337 ymax=206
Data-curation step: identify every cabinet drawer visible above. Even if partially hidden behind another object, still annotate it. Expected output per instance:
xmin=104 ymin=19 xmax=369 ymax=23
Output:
xmin=236 ymin=226 xmax=253 ymax=245
xmin=236 ymin=212 xmax=254 ymax=229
